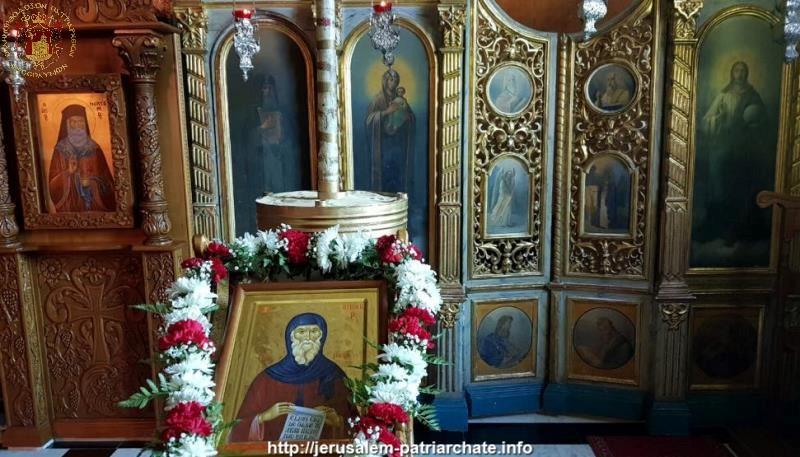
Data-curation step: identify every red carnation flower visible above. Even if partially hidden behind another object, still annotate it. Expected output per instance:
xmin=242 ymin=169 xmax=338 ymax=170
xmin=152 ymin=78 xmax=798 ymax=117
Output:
xmin=402 ymin=307 xmax=436 ymax=326
xmin=162 ymin=427 xmax=181 ymax=442
xmin=165 ymin=401 xmax=213 ymax=437
xmin=181 ymin=257 xmax=204 ymax=270
xmin=158 ymin=319 xmax=209 ymax=351
xmin=280 ymin=230 xmax=311 ymax=265
xmin=376 ymin=234 xmax=397 ymax=252
xmin=406 ymin=244 xmax=423 ymax=261
xmin=209 ymin=257 xmax=228 ymax=285
xmin=380 ymin=246 xmax=404 ymax=265
xmin=206 ymin=241 xmax=232 ymax=260
xmin=354 ymin=415 xmax=388 ymax=433
xmin=367 ymin=403 xmax=410 ymax=425
xmin=378 ymin=427 xmax=403 ymax=457
xmin=389 ymin=315 xmax=433 ymax=347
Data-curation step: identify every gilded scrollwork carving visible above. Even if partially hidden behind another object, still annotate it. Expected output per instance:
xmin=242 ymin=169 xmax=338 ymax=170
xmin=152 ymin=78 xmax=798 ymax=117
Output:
xmin=470 ymin=0 xmax=547 ymax=277
xmin=39 ymin=254 xmax=150 ymax=419
xmin=438 ymin=299 xmax=462 ymax=329
xmin=660 ymin=302 xmax=689 ymax=331
xmin=567 ymin=9 xmax=655 ymax=278
xmin=675 ymin=0 xmax=704 ymax=40
xmin=175 ymin=8 xmax=220 ymax=238
xmin=114 ymin=33 xmax=173 ymax=245
xmin=439 ymin=4 xmax=466 ymax=48
xmin=437 ymin=3 xmax=466 ymax=290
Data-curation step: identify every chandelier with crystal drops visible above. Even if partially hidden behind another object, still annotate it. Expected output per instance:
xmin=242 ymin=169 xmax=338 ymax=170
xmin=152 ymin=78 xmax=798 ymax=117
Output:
xmin=369 ymin=1 xmax=400 ymax=67
xmin=1 ymin=29 xmax=32 ymax=99
xmin=786 ymin=0 xmax=800 ymax=61
xmin=233 ymin=8 xmax=260 ymax=81
xmin=580 ymin=0 xmax=608 ymax=40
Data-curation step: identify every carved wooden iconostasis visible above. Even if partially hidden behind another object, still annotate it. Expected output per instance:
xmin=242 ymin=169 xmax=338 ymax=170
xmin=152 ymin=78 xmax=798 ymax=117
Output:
xmin=0 ymin=0 xmax=194 ymax=447
xmin=1 ymin=0 xmax=799 ymax=447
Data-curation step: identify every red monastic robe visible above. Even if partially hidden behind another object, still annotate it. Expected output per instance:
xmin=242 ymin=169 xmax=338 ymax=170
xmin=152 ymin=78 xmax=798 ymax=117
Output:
xmin=228 ymin=371 xmax=356 ymax=442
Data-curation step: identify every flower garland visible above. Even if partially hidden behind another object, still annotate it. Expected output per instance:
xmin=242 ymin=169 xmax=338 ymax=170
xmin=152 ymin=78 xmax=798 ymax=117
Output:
xmin=121 ymin=225 xmax=444 ymax=457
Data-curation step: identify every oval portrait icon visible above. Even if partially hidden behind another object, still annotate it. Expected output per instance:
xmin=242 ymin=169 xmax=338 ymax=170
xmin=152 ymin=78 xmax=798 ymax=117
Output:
xmin=693 ymin=314 xmax=758 ymax=380
xmin=573 ymin=307 xmax=635 ymax=370
xmin=476 ymin=306 xmax=533 ymax=369
xmin=486 ymin=64 xmax=534 ymax=117
xmin=585 ymin=63 xmax=637 ymax=114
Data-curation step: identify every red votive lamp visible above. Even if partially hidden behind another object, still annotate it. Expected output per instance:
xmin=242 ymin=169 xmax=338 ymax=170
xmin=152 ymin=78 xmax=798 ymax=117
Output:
xmin=233 ymin=9 xmax=253 ymax=20
xmin=373 ymin=1 xmax=392 ymax=13
xmin=7 ymin=28 xmax=19 ymax=42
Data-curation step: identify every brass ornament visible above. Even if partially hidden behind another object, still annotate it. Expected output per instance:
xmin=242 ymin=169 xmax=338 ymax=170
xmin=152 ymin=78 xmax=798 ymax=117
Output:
xmin=567 ymin=9 xmax=655 ymax=278
xmin=674 ymin=0 xmax=704 ymax=40
xmin=659 ymin=302 xmax=689 ymax=331
xmin=438 ymin=299 xmax=462 ymax=330
xmin=470 ymin=0 xmax=547 ymax=277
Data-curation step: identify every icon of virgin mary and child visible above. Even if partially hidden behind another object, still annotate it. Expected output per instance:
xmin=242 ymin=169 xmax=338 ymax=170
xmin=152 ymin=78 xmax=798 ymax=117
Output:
xmin=229 ymin=313 xmax=356 ymax=442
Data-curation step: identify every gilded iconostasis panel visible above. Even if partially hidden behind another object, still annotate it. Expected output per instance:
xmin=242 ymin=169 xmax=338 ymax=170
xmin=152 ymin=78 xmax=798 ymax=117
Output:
xmin=468 ymin=0 xmax=550 ymax=278
xmin=561 ymin=0 xmax=659 ymax=279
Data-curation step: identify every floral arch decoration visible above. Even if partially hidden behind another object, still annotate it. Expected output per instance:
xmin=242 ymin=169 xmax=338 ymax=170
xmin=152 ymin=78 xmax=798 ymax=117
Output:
xmin=121 ymin=225 xmax=444 ymax=456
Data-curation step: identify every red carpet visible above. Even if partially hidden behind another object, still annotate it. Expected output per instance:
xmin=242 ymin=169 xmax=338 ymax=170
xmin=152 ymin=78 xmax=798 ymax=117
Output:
xmin=588 ymin=436 xmax=733 ymax=457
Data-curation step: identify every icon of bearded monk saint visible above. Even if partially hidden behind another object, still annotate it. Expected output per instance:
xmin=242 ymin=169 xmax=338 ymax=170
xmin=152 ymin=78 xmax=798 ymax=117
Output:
xmin=229 ymin=313 xmax=357 ymax=442
xmin=48 ymin=104 xmax=116 ymax=213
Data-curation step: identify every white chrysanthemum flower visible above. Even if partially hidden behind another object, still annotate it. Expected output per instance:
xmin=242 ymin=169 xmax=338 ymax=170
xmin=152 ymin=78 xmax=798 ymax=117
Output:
xmin=167 ymin=277 xmax=210 ymax=300
xmin=344 ymin=231 xmax=371 ymax=262
xmin=380 ymin=343 xmax=427 ymax=382
xmin=233 ymin=232 xmax=261 ymax=255
xmin=164 ymin=351 xmax=213 ymax=377
xmin=315 ymin=225 xmax=339 ymax=273
xmin=166 ymin=385 xmax=215 ymax=408
xmin=166 ymin=370 xmax=215 ymax=408
xmin=258 ymin=229 xmax=285 ymax=254
xmin=369 ymin=380 xmax=418 ymax=407
xmin=393 ymin=260 xmax=441 ymax=314
xmin=171 ymin=435 xmax=217 ymax=457
xmin=164 ymin=307 xmax=212 ymax=333
xmin=371 ymin=362 xmax=408 ymax=382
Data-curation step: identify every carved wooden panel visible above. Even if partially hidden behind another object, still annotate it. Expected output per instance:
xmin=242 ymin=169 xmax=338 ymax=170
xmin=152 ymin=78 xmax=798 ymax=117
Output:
xmin=469 ymin=0 xmax=549 ymax=278
xmin=0 ymin=255 xmax=35 ymax=427
xmin=565 ymin=2 xmax=656 ymax=278
xmin=37 ymin=253 xmax=152 ymax=419
xmin=10 ymin=74 xmax=135 ymax=230
xmin=0 ymin=0 xmax=172 ymax=25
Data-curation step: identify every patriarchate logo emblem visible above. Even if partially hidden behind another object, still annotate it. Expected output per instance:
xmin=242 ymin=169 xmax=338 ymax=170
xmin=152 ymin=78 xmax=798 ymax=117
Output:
xmin=2 ymin=3 xmax=76 ymax=77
